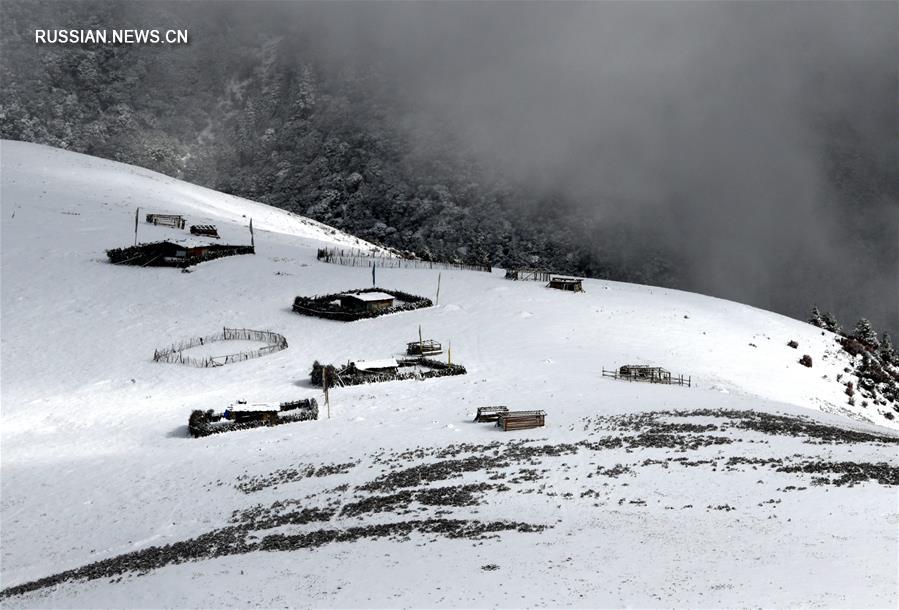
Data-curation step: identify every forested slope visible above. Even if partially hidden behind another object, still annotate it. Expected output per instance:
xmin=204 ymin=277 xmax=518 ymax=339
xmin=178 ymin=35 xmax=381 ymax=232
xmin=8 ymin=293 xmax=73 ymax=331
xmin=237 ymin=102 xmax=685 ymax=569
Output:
xmin=2 ymin=1 xmax=895 ymax=333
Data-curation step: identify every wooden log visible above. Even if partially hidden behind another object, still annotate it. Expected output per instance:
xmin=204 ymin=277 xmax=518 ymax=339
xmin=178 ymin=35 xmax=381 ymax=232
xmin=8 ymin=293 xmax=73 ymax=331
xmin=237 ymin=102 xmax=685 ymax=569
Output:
xmin=474 ymin=406 xmax=509 ymax=422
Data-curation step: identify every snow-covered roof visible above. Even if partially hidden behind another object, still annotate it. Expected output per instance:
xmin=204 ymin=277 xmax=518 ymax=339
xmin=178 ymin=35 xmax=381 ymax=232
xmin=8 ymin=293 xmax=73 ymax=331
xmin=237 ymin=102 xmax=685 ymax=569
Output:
xmin=341 ymin=292 xmax=395 ymax=302
xmin=227 ymin=402 xmax=279 ymax=412
xmin=157 ymin=237 xmax=222 ymax=248
xmin=352 ymin=358 xmax=399 ymax=371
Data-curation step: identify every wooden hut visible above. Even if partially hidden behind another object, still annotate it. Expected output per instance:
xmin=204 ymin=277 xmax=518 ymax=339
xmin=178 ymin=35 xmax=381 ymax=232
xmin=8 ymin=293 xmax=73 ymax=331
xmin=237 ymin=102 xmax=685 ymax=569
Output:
xmin=146 ymin=213 xmax=186 ymax=229
xmin=190 ymin=224 xmax=220 ymax=238
xmin=339 ymin=291 xmax=395 ymax=313
xmin=602 ymin=365 xmax=690 ymax=386
xmin=618 ymin=365 xmax=672 ymax=383
xmin=223 ymin=402 xmax=280 ymax=425
xmin=160 ymin=241 xmax=234 ymax=263
xmin=474 ymin=406 xmax=509 ymax=422
xmin=548 ymin=277 xmax=584 ymax=292
xmin=106 ymin=240 xmax=254 ymax=267
xmin=407 ymin=339 xmax=443 ymax=356
xmin=348 ymin=358 xmax=399 ymax=375
xmin=496 ymin=410 xmax=546 ymax=431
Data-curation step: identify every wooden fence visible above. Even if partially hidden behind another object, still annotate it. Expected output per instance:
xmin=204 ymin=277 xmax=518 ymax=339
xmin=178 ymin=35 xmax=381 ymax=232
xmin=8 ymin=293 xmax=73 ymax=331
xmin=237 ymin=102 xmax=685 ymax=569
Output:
xmin=601 ymin=368 xmax=692 ymax=387
xmin=293 ymin=288 xmax=432 ymax=322
xmin=505 ymin=269 xmax=553 ymax=282
xmin=154 ymin=327 xmax=288 ymax=368
xmin=311 ymin=357 xmax=466 ymax=388
xmin=189 ymin=398 xmax=318 ymax=437
xmin=317 ymin=248 xmax=492 ymax=273
xmin=107 ymin=242 xmax=254 ymax=268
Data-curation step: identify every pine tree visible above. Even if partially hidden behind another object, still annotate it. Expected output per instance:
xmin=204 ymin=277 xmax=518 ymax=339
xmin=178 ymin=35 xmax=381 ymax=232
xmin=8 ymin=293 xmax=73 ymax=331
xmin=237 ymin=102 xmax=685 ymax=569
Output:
xmin=808 ymin=305 xmax=825 ymax=328
xmin=853 ymin=318 xmax=879 ymax=348
xmin=290 ymin=64 xmax=317 ymax=120
xmin=879 ymin=333 xmax=895 ymax=366
xmin=821 ymin=311 xmax=842 ymax=335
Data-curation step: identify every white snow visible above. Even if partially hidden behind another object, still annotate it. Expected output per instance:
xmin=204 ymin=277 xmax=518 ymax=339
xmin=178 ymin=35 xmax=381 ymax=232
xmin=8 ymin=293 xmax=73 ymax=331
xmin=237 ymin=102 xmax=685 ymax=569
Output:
xmin=352 ymin=358 xmax=400 ymax=371
xmin=227 ymin=403 xmax=279 ymax=413
xmin=1 ymin=140 xmax=896 ymax=608
xmin=342 ymin=291 xmax=396 ymax=302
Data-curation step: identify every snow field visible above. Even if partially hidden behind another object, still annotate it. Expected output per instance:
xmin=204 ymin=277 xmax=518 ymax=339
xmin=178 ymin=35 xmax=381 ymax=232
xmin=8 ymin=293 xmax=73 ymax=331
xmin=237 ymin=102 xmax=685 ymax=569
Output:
xmin=1 ymin=141 xmax=896 ymax=608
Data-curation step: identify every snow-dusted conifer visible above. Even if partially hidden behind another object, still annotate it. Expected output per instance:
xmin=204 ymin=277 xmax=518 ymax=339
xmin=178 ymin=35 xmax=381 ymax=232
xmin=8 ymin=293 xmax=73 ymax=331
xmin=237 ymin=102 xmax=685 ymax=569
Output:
xmin=808 ymin=306 xmax=825 ymax=328
xmin=821 ymin=311 xmax=842 ymax=335
xmin=879 ymin=334 xmax=895 ymax=365
xmin=853 ymin=318 xmax=879 ymax=349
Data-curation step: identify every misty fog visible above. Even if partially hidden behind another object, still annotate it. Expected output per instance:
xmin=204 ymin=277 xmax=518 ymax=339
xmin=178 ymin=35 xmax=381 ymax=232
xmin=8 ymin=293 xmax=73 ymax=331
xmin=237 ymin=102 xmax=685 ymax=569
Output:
xmin=3 ymin=0 xmax=897 ymax=333
xmin=291 ymin=1 xmax=897 ymax=331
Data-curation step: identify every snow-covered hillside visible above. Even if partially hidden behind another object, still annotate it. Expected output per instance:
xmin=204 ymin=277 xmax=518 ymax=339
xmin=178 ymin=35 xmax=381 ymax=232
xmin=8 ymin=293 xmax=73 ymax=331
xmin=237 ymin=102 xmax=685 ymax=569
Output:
xmin=1 ymin=140 xmax=897 ymax=608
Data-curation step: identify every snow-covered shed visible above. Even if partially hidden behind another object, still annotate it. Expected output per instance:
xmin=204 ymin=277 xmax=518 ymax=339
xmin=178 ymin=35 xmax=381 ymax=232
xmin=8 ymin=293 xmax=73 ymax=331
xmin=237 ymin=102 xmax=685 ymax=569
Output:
xmin=339 ymin=291 xmax=395 ymax=312
xmin=618 ymin=365 xmax=672 ymax=383
xmin=548 ymin=276 xmax=584 ymax=292
xmin=223 ymin=402 xmax=280 ymax=424
xmin=349 ymin=358 xmax=399 ymax=374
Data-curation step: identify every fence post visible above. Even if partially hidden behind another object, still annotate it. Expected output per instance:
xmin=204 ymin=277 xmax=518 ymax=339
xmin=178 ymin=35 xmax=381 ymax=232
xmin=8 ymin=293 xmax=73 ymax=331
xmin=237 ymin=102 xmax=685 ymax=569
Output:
xmin=324 ymin=368 xmax=331 ymax=419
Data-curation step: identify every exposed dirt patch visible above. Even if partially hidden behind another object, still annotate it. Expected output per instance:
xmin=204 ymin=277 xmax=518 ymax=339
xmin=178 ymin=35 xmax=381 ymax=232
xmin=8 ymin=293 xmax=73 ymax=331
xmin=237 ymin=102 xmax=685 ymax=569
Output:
xmin=236 ymin=461 xmax=359 ymax=494
xmin=5 ymin=408 xmax=895 ymax=600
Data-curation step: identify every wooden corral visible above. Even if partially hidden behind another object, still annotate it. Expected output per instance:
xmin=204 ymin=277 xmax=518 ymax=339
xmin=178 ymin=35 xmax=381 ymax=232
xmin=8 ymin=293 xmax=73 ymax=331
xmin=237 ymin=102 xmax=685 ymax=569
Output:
xmin=310 ymin=357 xmax=466 ymax=388
xmin=497 ymin=410 xmax=546 ymax=431
xmin=407 ymin=339 xmax=443 ymax=356
xmin=189 ymin=398 xmax=318 ymax=437
xmin=154 ymin=328 xmax=287 ymax=368
xmin=146 ymin=213 xmax=186 ymax=229
xmin=547 ymin=276 xmax=584 ymax=292
xmin=602 ymin=365 xmax=691 ymax=387
xmin=317 ymin=247 xmax=492 ymax=273
xmin=190 ymin=224 xmax=220 ymax=238
xmin=106 ymin=241 xmax=254 ymax=268
xmin=505 ymin=268 xmax=552 ymax=282
xmin=474 ymin=406 xmax=509 ymax=422
xmin=293 ymin=288 xmax=432 ymax=322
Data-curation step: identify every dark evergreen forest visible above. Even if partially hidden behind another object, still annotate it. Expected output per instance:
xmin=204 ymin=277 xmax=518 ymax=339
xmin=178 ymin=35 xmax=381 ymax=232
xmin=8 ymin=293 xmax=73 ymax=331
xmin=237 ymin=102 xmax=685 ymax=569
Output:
xmin=2 ymin=1 xmax=896 ymax=334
